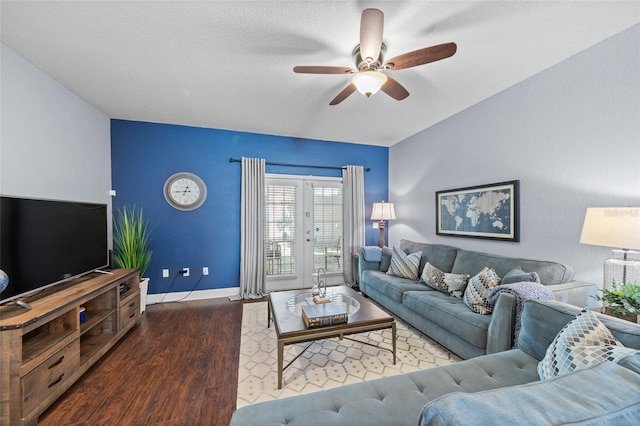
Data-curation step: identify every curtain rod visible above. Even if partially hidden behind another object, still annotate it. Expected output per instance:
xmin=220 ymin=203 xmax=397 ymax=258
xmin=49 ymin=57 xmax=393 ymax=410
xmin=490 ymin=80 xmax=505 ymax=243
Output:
xmin=228 ymin=157 xmax=371 ymax=172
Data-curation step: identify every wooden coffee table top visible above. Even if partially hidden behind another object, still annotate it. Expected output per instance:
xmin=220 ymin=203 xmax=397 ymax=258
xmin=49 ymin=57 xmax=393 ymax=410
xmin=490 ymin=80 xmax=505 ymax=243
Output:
xmin=268 ymin=285 xmax=394 ymax=337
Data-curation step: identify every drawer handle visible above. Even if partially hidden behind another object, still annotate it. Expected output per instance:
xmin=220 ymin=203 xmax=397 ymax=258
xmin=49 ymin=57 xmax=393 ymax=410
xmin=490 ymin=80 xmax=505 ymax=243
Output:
xmin=48 ymin=356 xmax=64 ymax=369
xmin=128 ymin=312 xmax=135 ymax=319
xmin=48 ymin=374 xmax=64 ymax=388
xmin=128 ymin=302 xmax=135 ymax=308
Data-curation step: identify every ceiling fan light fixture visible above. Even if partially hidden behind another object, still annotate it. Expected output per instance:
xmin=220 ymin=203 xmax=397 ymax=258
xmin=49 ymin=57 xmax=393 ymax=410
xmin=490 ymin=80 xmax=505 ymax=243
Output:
xmin=352 ymin=70 xmax=387 ymax=98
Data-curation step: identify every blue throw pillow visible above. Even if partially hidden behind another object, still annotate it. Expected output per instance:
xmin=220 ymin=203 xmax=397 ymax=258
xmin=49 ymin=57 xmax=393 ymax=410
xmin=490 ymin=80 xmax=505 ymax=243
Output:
xmin=502 ymin=267 xmax=540 ymax=284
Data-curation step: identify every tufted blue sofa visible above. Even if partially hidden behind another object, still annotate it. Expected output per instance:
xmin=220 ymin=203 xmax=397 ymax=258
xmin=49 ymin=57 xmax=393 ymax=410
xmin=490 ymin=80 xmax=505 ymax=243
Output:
xmin=229 ymin=300 xmax=640 ymax=425
xmin=358 ymin=239 xmax=597 ymax=359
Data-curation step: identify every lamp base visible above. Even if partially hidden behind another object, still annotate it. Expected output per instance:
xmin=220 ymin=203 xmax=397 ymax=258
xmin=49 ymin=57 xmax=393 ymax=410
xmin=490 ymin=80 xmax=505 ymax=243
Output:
xmin=377 ymin=220 xmax=386 ymax=248
xmin=604 ymin=249 xmax=640 ymax=289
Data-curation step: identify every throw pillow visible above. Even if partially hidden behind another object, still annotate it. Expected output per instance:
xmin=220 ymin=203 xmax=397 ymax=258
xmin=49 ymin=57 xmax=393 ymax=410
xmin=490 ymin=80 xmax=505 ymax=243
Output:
xmin=462 ymin=267 xmax=501 ymax=314
xmin=420 ymin=262 xmax=445 ymax=287
xmin=421 ymin=262 xmax=469 ymax=298
xmin=380 ymin=246 xmax=393 ymax=272
xmin=502 ymin=267 xmax=540 ymax=285
xmin=537 ymin=308 xmax=640 ymax=380
xmin=443 ymin=273 xmax=470 ymax=298
xmin=387 ymin=246 xmax=421 ymax=280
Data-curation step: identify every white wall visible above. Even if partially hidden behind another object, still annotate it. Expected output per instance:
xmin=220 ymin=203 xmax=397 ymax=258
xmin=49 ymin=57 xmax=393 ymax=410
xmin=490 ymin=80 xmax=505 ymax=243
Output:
xmin=389 ymin=25 xmax=640 ymax=289
xmin=1 ymin=42 xmax=111 ymax=205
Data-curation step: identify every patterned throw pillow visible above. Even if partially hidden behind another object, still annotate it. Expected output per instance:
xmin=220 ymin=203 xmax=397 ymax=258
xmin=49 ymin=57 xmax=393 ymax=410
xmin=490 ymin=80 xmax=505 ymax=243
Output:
xmin=421 ymin=262 xmax=469 ymax=298
xmin=387 ymin=246 xmax=421 ymax=280
xmin=443 ymin=273 xmax=471 ymax=298
xmin=462 ymin=267 xmax=501 ymax=314
xmin=537 ymin=308 xmax=640 ymax=380
xmin=502 ymin=267 xmax=540 ymax=284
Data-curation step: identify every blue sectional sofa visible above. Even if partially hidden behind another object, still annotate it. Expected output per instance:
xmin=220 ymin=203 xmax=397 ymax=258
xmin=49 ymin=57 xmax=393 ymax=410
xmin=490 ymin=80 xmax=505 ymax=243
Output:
xmin=358 ymin=239 xmax=597 ymax=359
xmin=229 ymin=300 xmax=640 ymax=425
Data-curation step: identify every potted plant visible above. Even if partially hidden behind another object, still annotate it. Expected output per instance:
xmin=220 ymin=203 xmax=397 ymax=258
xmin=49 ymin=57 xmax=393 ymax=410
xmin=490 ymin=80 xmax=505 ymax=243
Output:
xmin=594 ymin=280 xmax=640 ymax=323
xmin=112 ymin=206 xmax=153 ymax=313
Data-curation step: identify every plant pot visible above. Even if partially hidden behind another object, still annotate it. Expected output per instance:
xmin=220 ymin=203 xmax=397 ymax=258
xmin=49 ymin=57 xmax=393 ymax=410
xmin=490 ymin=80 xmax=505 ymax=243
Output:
xmin=604 ymin=306 xmax=639 ymax=323
xmin=139 ymin=277 xmax=149 ymax=314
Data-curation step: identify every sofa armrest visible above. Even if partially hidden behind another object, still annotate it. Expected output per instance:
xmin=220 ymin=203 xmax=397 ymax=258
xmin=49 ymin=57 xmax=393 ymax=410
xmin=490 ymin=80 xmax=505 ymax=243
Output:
xmin=358 ymin=247 xmax=382 ymax=281
xmin=486 ymin=292 xmax=516 ymax=354
xmin=546 ymin=280 xmax=597 ymax=308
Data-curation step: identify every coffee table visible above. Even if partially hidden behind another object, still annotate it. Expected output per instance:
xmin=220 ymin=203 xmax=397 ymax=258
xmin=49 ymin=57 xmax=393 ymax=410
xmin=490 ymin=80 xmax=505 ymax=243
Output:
xmin=268 ymin=285 xmax=396 ymax=389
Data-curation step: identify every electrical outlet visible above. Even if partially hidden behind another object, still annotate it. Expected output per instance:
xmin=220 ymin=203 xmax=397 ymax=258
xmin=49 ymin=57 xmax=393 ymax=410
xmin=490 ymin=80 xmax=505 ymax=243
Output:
xmin=182 ymin=267 xmax=190 ymax=277
xmin=203 ymin=267 xmax=209 ymax=276
xmin=373 ymin=222 xmax=379 ymax=229
xmin=162 ymin=269 xmax=169 ymax=278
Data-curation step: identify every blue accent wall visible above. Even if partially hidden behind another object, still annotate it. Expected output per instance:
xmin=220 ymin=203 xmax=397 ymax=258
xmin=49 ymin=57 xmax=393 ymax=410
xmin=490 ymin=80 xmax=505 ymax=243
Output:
xmin=111 ymin=120 xmax=389 ymax=294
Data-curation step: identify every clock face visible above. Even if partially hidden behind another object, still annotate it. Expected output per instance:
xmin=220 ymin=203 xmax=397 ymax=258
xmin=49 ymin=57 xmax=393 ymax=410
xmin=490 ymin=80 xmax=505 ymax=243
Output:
xmin=163 ymin=173 xmax=207 ymax=211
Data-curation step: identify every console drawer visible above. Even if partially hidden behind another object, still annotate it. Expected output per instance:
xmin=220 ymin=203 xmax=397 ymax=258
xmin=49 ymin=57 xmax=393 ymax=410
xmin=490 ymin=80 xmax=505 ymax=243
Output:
xmin=22 ymin=341 xmax=80 ymax=416
xmin=120 ymin=295 xmax=140 ymax=330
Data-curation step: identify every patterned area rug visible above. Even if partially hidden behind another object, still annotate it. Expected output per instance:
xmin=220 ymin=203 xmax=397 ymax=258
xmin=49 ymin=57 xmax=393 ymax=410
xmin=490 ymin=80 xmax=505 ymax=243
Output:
xmin=237 ymin=301 xmax=461 ymax=408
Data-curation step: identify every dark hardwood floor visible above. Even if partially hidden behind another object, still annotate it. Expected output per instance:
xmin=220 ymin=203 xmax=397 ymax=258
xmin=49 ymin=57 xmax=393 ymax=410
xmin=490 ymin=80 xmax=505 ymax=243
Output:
xmin=39 ymin=297 xmax=245 ymax=426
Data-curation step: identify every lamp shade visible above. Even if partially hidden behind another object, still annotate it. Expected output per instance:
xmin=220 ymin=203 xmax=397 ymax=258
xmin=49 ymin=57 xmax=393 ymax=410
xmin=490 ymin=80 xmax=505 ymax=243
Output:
xmin=580 ymin=207 xmax=640 ymax=250
xmin=371 ymin=202 xmax=396 ymax=221
xmin=352 ymin=71 xmax=387 ymax=97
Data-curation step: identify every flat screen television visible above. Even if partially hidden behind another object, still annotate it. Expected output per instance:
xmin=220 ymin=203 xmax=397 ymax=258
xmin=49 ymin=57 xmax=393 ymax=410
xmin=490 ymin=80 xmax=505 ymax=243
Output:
xmin=0 ymin=196 xmax=109 ymax=305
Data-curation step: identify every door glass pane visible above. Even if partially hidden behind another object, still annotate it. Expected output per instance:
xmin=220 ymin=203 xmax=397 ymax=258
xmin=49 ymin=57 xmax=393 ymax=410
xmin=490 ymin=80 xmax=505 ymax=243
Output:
xmin=264 ymin=184 xmax=296 ymax=276
xmin=313 ymin=185 xmax=342 ymax=273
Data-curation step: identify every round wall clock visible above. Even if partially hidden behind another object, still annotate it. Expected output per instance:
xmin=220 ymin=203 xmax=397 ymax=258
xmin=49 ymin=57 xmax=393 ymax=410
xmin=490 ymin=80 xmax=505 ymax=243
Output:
xmin=163 ymin=172 xmax=207 ymax=211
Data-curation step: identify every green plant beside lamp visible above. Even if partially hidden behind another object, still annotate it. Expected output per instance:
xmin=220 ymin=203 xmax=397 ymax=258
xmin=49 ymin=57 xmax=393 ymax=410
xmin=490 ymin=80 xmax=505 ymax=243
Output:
xmin=113 ymin=206 xmax=153 ymax=313
xmin=595 ymin=280 xmax=640 ymax=323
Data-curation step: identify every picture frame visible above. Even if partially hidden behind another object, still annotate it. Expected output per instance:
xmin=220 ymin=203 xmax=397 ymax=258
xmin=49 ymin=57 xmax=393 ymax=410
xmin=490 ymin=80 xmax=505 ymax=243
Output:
xmin=436 ymin=180 xmax=520 ymax=242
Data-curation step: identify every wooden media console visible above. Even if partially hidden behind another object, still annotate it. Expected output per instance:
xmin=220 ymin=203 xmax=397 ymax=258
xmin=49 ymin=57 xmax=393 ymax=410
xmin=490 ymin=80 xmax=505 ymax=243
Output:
xmin=0 ymin=269 xmax=141 ymax=425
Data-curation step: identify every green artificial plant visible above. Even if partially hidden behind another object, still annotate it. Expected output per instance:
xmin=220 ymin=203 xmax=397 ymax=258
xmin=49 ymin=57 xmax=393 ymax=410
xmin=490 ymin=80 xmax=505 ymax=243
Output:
xmin=112 ymin=206 xmax=153 ymax=279
xmin=595 ymin=280 xmax=640 ymax=315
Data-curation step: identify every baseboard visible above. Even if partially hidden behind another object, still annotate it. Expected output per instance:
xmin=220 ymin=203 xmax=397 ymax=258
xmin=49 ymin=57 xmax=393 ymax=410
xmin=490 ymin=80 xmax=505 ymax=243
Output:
xmin=146 ymin=287 xmax=239 ymax=304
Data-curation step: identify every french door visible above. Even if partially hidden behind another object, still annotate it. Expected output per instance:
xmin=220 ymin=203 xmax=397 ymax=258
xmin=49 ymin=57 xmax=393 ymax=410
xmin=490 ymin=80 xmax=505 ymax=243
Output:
xmin=264 ymin=175 xmax=343 ymax=291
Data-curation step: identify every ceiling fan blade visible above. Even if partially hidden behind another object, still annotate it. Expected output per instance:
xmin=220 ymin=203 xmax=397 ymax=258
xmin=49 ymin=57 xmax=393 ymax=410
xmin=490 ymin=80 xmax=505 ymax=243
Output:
xmin=380 ymin=76 xmax=409 ymax=101
xmin=384 ymin=42 xmax=457 ymax=71
xmin=329 ymin=84 xmax=357 ymax=105
xmin=359 ymin=8 xmax=384 ymax=64
xmin=293 ymin=66 xmax=355 ymax=74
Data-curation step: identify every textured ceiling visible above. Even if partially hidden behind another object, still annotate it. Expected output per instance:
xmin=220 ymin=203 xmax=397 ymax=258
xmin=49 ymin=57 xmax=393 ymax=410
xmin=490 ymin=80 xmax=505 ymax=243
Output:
xmin=1 ymin=1 xmax=638 ymax=147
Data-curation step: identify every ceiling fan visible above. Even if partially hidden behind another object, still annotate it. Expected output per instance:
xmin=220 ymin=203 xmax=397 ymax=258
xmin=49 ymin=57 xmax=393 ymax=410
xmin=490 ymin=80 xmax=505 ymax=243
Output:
xmin=293 ymin=8 xmax=457 ymax=105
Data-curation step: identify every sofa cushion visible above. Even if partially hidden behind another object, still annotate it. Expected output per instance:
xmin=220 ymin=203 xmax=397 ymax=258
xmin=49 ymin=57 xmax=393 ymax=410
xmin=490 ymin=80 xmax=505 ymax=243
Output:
xmin=418 ymin=360 xmax=640 ymax=426
xmin=399 ymin=239 xmax=458 ymax=275
xmin=463 ymin=267 xmax=501 ymax=315
xmin=403 ymin=291 xmax=491 ymax=348
xmin=537 ymin=308 xmax=640 ymax=379
xmin=518 ymin=300 xmax=640 ymax=361
xmin=451 ymin=249 xmax=573 ymax=284
xmin=501 ymin=267 xmax=540 ymax=284
xmin=421 ymin=262 xmax=469 ymax=298
xmin=387 ymin=247 xmax=421 ymax=280
xmin=362 ymin=270 xmax=430 ymax=303
xmin=620 ymin=354 xmax=640 ymax=374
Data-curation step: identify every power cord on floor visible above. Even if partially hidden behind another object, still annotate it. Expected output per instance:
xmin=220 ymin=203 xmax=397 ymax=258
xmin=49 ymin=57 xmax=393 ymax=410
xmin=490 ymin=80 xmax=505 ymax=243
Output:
xmin=158 ymin=270 xmax=205 ymax=304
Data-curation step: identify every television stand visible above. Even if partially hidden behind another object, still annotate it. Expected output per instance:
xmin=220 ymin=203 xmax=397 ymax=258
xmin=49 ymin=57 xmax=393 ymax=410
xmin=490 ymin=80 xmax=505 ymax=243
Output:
xmin=0 ymin=268 xmax=140 ymax=426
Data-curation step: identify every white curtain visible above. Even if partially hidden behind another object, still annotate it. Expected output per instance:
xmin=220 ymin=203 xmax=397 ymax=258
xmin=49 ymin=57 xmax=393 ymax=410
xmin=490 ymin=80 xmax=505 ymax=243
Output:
xmin=239 ymin=157 xmax=266 ymax=299
xmin=342 ymin=165 xmax=365 ymax=286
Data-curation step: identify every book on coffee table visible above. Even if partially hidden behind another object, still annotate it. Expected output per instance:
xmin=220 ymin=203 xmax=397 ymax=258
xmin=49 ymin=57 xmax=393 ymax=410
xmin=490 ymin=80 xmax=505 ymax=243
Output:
xmin=301 ymin=303 xmax=348 ymax=328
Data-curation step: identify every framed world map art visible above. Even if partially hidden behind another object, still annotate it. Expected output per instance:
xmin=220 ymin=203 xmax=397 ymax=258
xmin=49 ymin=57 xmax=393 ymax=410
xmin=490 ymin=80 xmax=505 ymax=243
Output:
xmin=436 ymin=180 xmax=520 ymax=242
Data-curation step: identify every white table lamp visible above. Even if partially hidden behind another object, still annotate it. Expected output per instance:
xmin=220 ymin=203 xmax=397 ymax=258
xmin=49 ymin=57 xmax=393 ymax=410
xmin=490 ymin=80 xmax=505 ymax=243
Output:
xmin=580 ymin=207 xmax=640 ymax=290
